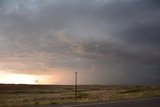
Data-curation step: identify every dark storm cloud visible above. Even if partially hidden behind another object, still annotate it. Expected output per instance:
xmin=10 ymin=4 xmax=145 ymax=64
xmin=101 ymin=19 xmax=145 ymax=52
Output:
xmin=0 ymin=0 xmax=160 ymax=84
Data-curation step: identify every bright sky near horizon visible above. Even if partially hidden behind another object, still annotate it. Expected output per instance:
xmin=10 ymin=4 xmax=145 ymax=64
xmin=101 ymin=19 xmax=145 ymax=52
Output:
xmin=0 ymin=70 xmax=74 ymax=84
xmin=0 ymin=0 xmax=160 ymax=85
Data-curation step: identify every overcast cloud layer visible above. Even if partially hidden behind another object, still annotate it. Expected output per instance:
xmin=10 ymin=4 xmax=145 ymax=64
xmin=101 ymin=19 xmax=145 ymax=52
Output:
xmin=0 ymin=0 xmax=160 ymax=84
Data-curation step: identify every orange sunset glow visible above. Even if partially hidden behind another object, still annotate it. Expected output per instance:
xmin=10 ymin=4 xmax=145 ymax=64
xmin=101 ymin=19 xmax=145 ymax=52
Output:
xmin=0 ymin=70 xmax=65 ymax=84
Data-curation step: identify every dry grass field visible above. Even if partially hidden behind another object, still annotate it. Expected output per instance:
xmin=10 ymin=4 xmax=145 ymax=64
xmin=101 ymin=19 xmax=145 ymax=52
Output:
xmin=0 ymin=84 xmax=160 ymax=107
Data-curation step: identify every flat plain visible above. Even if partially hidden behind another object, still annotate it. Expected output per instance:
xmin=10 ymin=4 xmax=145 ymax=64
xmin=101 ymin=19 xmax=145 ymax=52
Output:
xmin=0 ymin=84 xmax=160 ymax=107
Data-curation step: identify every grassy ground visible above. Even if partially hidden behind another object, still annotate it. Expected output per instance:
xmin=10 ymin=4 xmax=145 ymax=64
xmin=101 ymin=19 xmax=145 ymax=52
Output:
xmin=0 ymin=84 xmax=160 ymax=107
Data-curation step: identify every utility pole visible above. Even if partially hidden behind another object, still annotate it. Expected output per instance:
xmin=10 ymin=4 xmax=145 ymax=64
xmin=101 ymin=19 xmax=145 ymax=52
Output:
xmin=75 ymin=72 xmax=77 ymax=102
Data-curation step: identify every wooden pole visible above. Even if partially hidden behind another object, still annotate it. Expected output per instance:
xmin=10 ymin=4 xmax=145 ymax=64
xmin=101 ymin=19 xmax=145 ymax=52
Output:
xmin=75 ymin=72 xmax=77 ymax=102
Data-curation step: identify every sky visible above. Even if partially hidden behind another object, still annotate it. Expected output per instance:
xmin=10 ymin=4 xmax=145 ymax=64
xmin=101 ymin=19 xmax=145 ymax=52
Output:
xmin=0 ymin=0 xmax=160 ymax=85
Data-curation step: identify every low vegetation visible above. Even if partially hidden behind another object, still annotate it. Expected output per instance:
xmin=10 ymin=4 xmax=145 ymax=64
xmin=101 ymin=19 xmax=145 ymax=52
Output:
xmin=0 ymin=84 xmax=160 ymax=107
